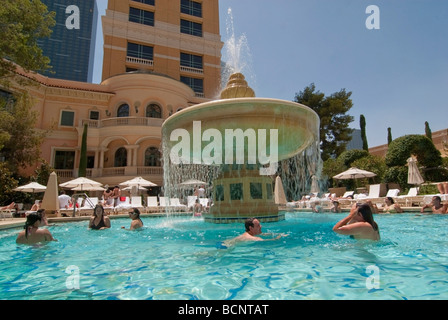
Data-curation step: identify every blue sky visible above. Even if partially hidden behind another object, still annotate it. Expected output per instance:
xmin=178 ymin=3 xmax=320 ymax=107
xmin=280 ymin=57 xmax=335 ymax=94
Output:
xmin=93 ymin=0 xmax=448 ymax=148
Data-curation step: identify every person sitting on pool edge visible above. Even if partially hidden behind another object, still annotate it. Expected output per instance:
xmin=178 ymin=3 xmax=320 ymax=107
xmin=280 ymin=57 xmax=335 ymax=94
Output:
xmin=332 ymin=203 xmax=380 ymax=241
xmin=89 ymin=204 xmax=111 ymax=230
xmin=420 ymin=196 xmax=448 ymax=214
xmin=16 ymin=211 xmax=57 ymax=245
xmin=121 ymin=208 xmax=143 ymax=230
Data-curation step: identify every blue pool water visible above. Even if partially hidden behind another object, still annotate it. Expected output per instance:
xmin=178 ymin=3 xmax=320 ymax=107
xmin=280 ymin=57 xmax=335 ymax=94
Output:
xmin=0 ymin=212 xmax=447 ymax=300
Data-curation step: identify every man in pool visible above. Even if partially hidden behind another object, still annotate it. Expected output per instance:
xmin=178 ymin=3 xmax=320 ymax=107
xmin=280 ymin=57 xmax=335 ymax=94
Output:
xmin=420 ymin=196 xmax=448 ymax=214
xmin=223 ymin=217 xmax=283 ymax=247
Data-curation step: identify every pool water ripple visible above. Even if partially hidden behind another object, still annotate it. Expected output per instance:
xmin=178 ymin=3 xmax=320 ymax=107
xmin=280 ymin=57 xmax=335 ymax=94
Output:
xmin=0 ymin=212 xmax=447 ymax=299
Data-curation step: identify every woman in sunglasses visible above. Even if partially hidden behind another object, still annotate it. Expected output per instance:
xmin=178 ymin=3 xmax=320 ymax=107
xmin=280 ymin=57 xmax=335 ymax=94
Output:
xmin=121 ymin=208 xmax=143 ymax=230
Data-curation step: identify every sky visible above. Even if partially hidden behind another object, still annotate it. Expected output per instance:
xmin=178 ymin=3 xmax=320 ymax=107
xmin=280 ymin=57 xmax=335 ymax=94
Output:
xmin=93 ymin=0 xmax=448 ymax=148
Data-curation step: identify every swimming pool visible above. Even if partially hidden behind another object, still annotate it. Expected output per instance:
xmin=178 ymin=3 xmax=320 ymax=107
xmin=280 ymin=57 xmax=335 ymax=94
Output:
xmin=0 ymin=212 xmax=447 ymax=300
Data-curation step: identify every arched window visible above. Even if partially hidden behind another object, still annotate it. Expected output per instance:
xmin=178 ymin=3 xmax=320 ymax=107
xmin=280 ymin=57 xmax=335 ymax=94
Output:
xmin=114 ymin=147 xmax=127 ymax=167
xmin=146 ymin=104 xmax=162 ymax=118
xmin=117 ymin=104 xmax=129 ymax=117
xmin=145 ymin=147 xmax=161 ymax=167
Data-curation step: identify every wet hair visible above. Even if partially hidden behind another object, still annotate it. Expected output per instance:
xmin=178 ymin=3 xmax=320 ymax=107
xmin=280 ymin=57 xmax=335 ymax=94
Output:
xmin=386 ymin=197 xmax=395 ymax=204
xmin=244 ymin=217 xmax=256 ymax=232
xmin=357 ymin=204 xmax=379 ymax=232
xmin=24 ymin=212 xmax=42 ymax=238
xmin=131 ymin=207 xmax=143 ymax=225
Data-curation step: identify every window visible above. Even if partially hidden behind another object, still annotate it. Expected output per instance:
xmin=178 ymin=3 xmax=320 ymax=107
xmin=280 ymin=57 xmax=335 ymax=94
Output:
xmin=266 ymin=183 xmax=273 ymax=200
xmin=54 ymin=151 xmax=75 ymax=169
xmin=117 ymin=104 xmax=130 ymax=117
xmin=132 ymin=0 xmax=154 ymax=5
xmin=129 ymin=7 xmax=154 ymax=26
xmin=115 ymin=147 xmax=127 ymax=167
xmin=181 ymin=0 xmax=202 ymax=17
xmin=215 ymin=185 xmax=224 ymax=202
xmin=89 ymin=110 xmax=99 ymax=120
xmin=60 ymin=110 xmax=75 ymax=126
xmin=180 ymin=19 xmax=202 ymax=37
xmin=145 ymin=147 xmax=161 ymax=166
xmin=180 ymin=76 xmax=203 ymax=94
xmin=127 ymin=42 xmax=153 ymax=61
xmin=250 ymin=183 xmax=263 ymax=200
xmin=181 ymin=52 xmax=203 ymax=69
xmin=230 ymin=183 xmax=243 ymax=201
xmin=146 ymin=104 xmax=162 ymax=118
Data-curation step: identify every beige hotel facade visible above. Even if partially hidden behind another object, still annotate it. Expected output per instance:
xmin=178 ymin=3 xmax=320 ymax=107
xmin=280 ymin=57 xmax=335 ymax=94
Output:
xmin=5 ymin=0 xmax=223 ymax=192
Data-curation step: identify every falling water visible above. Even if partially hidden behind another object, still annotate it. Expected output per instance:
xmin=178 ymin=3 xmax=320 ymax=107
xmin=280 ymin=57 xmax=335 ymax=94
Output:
xmin=160 ymin=8 xmax=324 ymax=219
xmin=221 ymin=8 xmax=256 ymax=92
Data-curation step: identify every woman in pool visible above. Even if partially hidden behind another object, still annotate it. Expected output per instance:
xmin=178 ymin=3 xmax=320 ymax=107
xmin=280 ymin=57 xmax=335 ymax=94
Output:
xmin=381 ymin=197 xmax=403 ymax=213
xmin=121 ymin=208 xmax=143 ymax=230
xmin=333 ymin=203 xmax=380 ymax=241
xmin=16 ymin=211 xmax=57 ymax=244
xmin=89 ymin=204 xmax=111 ymax=230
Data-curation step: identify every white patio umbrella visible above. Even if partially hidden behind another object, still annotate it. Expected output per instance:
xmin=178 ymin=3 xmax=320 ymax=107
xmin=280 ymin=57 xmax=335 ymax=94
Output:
xmin=14 ymin=182 xmax=47 ymax=193
xmin=179 ymin=179 xmax=207 ymax=187
xmin=333 ymin=167 xmax=377 ymax=180
xmin=407 ymin=157 xmax=424 ymax=185
xmin=274 ymin=176 xmax=287 ymax=205
xmin=59 ymin=177 xmax=103 ymax=191
xmin=71 ymin=185 xmax=106 ymax=191
xmin=119 ymin=176 xmax=157 ymax=188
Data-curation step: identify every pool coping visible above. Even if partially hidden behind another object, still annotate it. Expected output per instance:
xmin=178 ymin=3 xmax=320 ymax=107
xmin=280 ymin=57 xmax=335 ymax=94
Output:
xmin=0 ymin=207 xmax=424 ymax=231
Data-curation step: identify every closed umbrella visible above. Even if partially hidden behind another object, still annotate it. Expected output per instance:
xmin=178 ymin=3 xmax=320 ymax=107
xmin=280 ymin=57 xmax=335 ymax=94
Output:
xmin=310 ymin=175 xmax=320 ymax=194
xmin=274 ymin=176 xmax=287 ymax=205
xmin=42 ymin=171 xmax=59 ymax=213
xmin=407 ymin=157 xmax=424 ymax=185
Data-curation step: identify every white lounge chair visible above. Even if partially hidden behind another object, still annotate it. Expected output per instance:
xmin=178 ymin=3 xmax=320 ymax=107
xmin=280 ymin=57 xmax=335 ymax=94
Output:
xmin=171 ymin=198 xmax=188 ymax=211
xmin=130 ymin=196 xmax=144 ymax=211
xmin=396 ymin=187 xmax=422 ymax=206
xmin=114 ymin=196 xmax=132 ymax=214
xmin=0 ymin=208 xmax=14 ymax=220
xmin=146 ymin=196 xmax=159 ymax=213
xmin=187 ymin=196 xmax=197 ymax=211
xmin=385 ymin=189 xmax=400 ymax=198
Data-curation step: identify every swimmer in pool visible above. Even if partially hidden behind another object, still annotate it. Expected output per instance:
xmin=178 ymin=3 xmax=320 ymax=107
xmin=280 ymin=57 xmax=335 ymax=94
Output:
xmin=121 ymin=208 xmax=144 ymax=230
xmin=333 ymin=203 xmax=380 ymax=241
xmin=222 ymin=217 xmax=284 ymax=247
xmin=16 ymin=211 xmax=57 ymax=245
xmin=381 ymin=197 xmax=403 ymax=213
xmin=420 ymin=196 xmax=448 ymax=214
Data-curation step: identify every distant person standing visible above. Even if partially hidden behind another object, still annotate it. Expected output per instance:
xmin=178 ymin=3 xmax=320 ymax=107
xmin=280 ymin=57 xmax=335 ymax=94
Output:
xmin=198 ymin=185 xmax=206 ymax=198
xmin=112 ymin=185 xmax=122 ymax=207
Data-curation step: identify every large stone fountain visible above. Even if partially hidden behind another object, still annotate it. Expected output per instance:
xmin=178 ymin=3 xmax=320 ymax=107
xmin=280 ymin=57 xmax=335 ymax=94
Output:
xmin=162 ymin=73 xmax=319 ymax=223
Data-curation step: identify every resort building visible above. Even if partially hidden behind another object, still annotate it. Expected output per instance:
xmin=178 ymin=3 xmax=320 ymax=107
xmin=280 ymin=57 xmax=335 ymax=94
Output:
xmin=3 ymin=0 xmax=223 ymax=194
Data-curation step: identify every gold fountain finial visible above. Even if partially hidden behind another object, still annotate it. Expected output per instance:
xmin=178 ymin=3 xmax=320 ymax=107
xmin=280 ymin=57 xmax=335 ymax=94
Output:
xmin=220 ymin=73 xmax=255 ymax=99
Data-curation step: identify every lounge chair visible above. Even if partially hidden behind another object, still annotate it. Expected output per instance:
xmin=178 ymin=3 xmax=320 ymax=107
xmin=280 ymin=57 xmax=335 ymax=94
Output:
xmin=187 ymin=196 xmax=197 ymax=211
xmin=146 ymin=196 xmax=159 ymax=213
xmin=395 ymin=187 xmax=424 ymax=207
xmin=0 ymin=208 xmax=14 ymax=220
xmin=159 ymin=196 xmax=176 ymax=212
xmin=171 ymin=198 xmax=188 ymax=212
xmin=130 ymin=196 xmax=144 ymax=211
xmin=114 ymin=196 xmax=132 ymax=214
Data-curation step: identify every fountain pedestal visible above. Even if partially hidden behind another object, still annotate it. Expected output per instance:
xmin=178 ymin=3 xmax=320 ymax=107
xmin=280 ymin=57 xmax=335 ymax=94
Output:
xmin=162 ymin=73 xmax=319 ymax=223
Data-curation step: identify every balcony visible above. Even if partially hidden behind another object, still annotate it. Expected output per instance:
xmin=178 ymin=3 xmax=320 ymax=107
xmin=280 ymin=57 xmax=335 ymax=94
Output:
xmin=126 ymin=56 xmax=154 ymax=67
xmin=56 ymin=167 xmax=163 ymax=184
xmin=82 ymin=117 xmax=164 ymax=129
